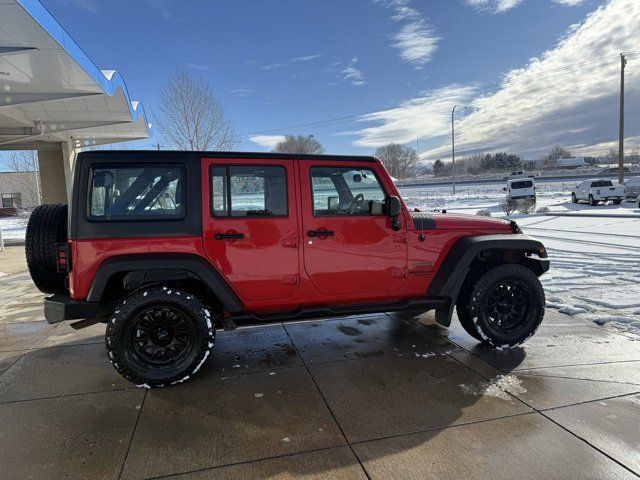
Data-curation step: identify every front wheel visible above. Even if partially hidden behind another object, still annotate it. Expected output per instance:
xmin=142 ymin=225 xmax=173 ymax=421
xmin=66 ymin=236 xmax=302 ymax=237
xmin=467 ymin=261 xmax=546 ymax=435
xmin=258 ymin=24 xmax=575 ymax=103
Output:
xmin=105 ymin=287 xmax=215 ymax=387
xmin=467 ymin=264 xmax=545 ymax=348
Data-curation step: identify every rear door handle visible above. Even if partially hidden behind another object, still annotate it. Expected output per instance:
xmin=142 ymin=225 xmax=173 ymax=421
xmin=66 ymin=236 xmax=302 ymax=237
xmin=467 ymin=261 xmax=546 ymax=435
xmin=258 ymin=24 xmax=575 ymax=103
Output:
xmin=215 ymin=232 xmax=245 ymax=240
xmin=307 ymin=230 xmax=334 ymax=237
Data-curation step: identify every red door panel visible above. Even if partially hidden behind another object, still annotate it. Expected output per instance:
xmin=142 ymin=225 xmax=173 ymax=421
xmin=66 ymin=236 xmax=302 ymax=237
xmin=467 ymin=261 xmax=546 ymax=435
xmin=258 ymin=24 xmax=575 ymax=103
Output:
xmin=201 ymin=159 xmax=299 ymax=302
xmin=299 ymin=161 xmax=407 ymax=296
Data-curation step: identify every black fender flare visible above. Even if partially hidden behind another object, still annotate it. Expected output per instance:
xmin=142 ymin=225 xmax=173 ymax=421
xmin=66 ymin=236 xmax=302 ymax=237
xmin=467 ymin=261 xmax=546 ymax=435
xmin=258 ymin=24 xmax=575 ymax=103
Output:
xmin=427 ymin=234 xmax=549 ymax=326
xmin=86 ymin=253 xmax=244 ymax=312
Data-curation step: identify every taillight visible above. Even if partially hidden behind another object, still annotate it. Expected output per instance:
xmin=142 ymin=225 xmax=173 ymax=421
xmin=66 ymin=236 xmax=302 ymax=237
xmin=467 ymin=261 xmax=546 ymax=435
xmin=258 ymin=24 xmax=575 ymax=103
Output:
xmin=56 ymin=242 xmax=72 ymax=273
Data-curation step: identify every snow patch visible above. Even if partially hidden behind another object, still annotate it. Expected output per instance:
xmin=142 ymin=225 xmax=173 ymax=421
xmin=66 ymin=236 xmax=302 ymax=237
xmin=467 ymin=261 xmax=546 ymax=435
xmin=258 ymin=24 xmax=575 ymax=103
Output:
xmin=414 ymin=352 xmax=436 ymax=359
xmin=458 ymin=374 xmax=526 ymax=401
xmin=558 ymin=306 xmax=588 ymax=316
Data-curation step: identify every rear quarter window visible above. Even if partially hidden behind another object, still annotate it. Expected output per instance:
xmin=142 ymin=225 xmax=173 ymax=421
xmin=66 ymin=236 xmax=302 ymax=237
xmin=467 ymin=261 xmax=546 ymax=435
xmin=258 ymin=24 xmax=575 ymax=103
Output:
xmin=88 ymin=164 xmax=186 ymax=221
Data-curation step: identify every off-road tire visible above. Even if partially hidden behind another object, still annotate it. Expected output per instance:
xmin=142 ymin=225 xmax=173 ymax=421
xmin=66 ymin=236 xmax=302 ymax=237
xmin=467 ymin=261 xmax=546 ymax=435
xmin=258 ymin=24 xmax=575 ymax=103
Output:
xmin=456 ymin=283 xmax=482 ymax=341
xmin=105 ymin=287 xmax=215 ymax=387
xmin=571 ymin=193 xmax=577 ymax=203
xmin=25 ymin=203 xmax=68 ymax=294
xmin=468 ymin=264 xmax=544 ymax=348
xmin=588 ymin=195 xmax=596 ymax=206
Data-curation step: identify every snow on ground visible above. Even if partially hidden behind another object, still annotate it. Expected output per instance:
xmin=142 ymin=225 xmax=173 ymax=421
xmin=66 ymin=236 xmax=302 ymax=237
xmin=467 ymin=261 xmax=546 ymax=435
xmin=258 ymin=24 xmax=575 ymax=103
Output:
xmin=2 ymin=178 xmax=638 ymax=334
xmin=0 ymin=216 xmax=27 ymax=241
xmin=399 ymin=179 xmax=640 ymax=335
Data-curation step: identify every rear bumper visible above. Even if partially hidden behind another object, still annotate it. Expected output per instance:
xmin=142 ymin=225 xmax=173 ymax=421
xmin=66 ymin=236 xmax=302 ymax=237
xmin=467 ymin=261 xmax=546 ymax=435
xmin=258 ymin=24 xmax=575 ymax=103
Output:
xmin=44 ymin=294 xmax=99 ymax=324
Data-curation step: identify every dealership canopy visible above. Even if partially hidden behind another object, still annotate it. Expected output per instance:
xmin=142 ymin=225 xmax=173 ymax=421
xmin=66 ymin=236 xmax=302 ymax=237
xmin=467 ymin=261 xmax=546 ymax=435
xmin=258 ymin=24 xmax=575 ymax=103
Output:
xmin=0 ymin=0 xmax=150 ymax=151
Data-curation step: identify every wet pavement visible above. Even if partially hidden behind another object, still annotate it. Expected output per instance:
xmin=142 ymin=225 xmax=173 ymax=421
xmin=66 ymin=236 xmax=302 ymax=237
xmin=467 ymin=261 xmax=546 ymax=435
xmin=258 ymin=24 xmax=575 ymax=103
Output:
xmin=0 ymin=271 xmax=639 ymax=479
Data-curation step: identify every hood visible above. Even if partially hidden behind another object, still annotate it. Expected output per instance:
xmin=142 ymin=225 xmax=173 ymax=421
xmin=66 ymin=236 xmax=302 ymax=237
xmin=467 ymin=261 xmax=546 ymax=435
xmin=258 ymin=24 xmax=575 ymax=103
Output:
xmin=409 ymin=211 xmax=515 ymax=233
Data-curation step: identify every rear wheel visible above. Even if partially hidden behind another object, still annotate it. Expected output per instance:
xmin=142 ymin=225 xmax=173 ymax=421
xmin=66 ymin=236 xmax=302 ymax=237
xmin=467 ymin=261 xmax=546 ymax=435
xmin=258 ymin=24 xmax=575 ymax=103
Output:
xmin=468 ymin=264 xmax=545 ymax=348
xmin=105 ymin=287 xmax=215 ymax=387
xmin=25 ymin=203 xmax=68 ymax=294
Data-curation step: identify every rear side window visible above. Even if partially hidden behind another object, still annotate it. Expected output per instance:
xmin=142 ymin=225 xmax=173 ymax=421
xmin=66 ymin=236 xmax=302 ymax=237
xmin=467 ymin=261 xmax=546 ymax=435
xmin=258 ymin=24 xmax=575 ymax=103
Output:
xmin=88 ymin=165 xmax=185 ymax=220
xmin=511 ymin=180 xmax=533 ymax=189
xmin=210 ymin=165 xmax=288 ymax=217
xmin=591 ymin=180 xmax=613 ymax=188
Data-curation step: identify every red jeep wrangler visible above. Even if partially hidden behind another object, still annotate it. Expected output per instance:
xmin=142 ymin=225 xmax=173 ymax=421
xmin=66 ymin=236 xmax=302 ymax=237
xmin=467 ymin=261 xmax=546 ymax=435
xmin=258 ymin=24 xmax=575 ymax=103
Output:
xmin=26 ymin=151 xmax=548 ymax=387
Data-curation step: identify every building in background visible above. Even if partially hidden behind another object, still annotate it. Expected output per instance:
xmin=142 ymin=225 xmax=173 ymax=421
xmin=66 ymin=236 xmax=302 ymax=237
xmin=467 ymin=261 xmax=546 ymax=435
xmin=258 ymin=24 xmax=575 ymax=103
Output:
xmin=0 ymin=170 xmax=38 ymax=216
xmin=0 ymin=0 xmax=150 ymax=205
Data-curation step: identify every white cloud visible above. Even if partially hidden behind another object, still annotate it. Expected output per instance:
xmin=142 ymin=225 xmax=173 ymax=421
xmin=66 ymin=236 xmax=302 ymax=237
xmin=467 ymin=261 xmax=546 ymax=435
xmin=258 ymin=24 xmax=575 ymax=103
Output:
xmin=466 ymin=0 xmax=585 ymax=13
xmin=349 ymin=85 xmax=478 ymax=148
xmin=377 ymin=0 xmax=439 ymax=68
xmin=465 ymin=0 xmax=525 ymax=13
xmin=553 ymin=0 xmax=586 ymax=5
xmin=231 ymin=87 xmax=255 ymax=97
xmin=261 ymin=55 xmax=322 ymax=71
xmin=351 ymin=0 xmax=640 ymax=160
xmin=249 ymin=135 xmax=285 ymax=150
xmin=341 ymin=58 xmax=366 ymax=86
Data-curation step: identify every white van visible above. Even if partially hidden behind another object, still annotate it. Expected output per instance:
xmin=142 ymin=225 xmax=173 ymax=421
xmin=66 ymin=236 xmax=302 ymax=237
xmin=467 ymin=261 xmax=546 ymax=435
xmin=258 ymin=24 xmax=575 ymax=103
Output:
xmin=504 ymin=178 xmax=536 ymax=201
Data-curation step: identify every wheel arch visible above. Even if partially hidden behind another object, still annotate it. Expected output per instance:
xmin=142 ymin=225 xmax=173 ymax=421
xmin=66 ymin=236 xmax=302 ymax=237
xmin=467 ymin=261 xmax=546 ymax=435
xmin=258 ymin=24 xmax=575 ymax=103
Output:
xmin=427 ymin=234 xmax=549 ymax=327
xmin=86 ymin=253 xmax=244 ymax=313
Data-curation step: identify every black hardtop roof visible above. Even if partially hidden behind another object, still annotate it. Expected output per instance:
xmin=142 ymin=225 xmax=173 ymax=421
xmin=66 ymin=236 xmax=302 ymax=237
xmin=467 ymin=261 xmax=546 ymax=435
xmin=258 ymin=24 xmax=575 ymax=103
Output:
xmin=77 ymin=150 xmax=377 ymax=163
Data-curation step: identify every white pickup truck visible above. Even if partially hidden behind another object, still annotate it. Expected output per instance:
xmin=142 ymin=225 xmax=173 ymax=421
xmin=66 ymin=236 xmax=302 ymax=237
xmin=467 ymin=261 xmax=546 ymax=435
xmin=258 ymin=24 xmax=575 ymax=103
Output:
xmin=571 ymin=179 xmax=625 ymax=206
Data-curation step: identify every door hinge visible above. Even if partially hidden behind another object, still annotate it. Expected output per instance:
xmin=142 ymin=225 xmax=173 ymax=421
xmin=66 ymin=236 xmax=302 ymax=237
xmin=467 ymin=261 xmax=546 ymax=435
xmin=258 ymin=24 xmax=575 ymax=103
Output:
xmin=282 ymin=274 xmax=299 ymax=285
xmin=391 ymin=268 xmax=407 ymax=279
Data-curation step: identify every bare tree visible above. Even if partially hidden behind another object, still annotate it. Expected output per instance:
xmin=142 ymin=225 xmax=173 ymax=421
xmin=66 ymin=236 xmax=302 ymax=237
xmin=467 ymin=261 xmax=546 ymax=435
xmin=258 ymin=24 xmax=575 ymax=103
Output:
xmin=6 ymin=150 xmax=40 ymax=210
xmin=542 ymin=145 xmax=572 ymax=169
xmin=158 ymin=70 xmax=238 ymax=151
xmin=273 ymin=135 xmax=324 ymax=155
xmin=374 ymin=143 xmax=418 ymax=179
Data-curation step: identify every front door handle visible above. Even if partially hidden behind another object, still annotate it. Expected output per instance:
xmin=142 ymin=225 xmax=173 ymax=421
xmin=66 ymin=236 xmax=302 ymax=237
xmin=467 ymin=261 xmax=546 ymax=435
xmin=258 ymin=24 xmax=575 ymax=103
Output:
xmin=308 ymin=230 xmax=334 ymax=237
xmin=215 ymin=232 xmax=245 ymax=240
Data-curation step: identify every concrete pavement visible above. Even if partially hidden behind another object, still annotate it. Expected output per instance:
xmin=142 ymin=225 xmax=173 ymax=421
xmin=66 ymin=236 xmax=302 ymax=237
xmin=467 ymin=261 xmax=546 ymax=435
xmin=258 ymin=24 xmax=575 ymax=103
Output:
xmin=0 ymin=271 xmax=639 ymax=479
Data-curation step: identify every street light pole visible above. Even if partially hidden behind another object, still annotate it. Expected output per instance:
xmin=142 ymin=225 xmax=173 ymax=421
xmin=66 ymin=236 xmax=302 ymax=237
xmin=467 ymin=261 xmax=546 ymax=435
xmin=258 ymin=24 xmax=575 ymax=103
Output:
xmin=451 ymin=105 xmax=459 ymax=195
xmin=451 ymin=105 xmax=470 ymax=195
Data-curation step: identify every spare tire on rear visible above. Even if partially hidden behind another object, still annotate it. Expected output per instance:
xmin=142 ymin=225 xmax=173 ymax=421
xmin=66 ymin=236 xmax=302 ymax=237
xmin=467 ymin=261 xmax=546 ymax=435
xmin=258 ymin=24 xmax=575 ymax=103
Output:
xmin=25 ymin=203 xmax=69 ymax=294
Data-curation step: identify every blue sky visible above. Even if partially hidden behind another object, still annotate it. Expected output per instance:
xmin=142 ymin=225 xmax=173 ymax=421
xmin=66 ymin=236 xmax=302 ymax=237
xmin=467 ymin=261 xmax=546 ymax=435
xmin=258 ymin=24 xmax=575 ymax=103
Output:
xmin=32 ymin=0 xmax=640 ymax=161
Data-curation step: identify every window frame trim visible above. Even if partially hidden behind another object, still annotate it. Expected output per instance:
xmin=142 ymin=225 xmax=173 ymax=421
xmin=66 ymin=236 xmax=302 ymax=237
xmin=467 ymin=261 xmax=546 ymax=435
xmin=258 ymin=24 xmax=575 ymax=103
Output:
xmin=85 ymin=163 xmax=188 ymax=223
xmin=209 ymin=164 xmax=290 ymax=219
xmin=309 ymin=165 xmax=388 ymax=218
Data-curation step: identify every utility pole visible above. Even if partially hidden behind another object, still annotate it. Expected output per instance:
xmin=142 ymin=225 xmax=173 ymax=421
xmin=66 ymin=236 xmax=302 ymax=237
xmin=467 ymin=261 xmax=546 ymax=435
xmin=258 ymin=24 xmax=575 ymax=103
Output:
xmin=618 ymin=53 xmax=627 ymax=184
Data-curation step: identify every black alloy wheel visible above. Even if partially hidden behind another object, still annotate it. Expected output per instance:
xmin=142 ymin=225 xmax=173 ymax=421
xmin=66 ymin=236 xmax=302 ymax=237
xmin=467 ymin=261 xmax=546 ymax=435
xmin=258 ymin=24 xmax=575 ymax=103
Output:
xmin=106 ymin=287 xmax=215 ymax=387
xmin=467 ymin=264 xmax=545 ymax=348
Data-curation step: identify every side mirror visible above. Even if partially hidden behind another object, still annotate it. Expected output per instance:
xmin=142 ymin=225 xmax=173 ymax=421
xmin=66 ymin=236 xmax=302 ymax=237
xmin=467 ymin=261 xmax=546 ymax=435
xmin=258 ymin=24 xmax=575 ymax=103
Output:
xmin=386 ymin=195 xmax=402 ymax=217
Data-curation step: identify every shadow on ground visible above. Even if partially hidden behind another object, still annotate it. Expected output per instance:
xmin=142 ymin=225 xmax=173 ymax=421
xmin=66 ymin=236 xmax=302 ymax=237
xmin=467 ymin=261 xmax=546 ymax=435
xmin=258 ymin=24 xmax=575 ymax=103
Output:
xmin=0 ymin=273 xmax=639 ymax=479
